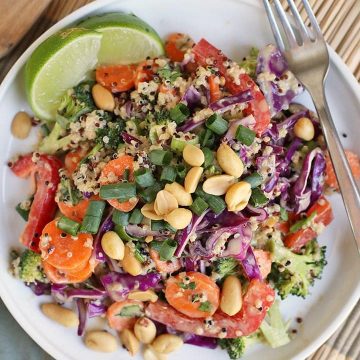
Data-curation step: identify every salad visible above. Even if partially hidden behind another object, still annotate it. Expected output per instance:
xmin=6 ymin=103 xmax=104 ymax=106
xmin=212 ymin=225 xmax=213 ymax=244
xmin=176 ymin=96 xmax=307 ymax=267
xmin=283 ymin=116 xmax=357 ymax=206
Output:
xmin=7 ymin=12 xmax=360 ymax=360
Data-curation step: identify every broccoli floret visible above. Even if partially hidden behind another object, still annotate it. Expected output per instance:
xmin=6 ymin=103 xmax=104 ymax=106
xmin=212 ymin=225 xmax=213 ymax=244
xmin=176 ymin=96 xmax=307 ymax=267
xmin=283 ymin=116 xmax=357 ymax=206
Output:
xmin=212 ymin=257 xmax=240 ymax=280
xmin=39 ymin=81 xmax=96 ymax=154
xmin=95 ymin=115 xmax=125 ymax=150
xmin=260 ymin=300 xmax=290 ymax=348
xmin=218 ymin=337 xmax=245 ymax=359
xmin=239 ymin=47 xmax=259 ymax=78
xmin=268 ymin=239 xmax=327 ymax=299
xmin=18 ymin=250 xmax=46 ymax=283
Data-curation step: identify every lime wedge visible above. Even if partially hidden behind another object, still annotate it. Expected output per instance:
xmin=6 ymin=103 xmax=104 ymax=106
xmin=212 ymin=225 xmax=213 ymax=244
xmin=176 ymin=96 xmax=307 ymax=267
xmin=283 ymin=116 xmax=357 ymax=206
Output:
xmin=78 ymin=12 xmax=164 ymax=65
xmin=25 ymin=28 xmax=102 ymax=121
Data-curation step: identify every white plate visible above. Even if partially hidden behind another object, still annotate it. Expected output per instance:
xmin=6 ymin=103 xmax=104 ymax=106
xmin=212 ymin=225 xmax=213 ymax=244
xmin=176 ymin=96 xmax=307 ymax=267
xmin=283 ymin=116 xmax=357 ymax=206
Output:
xmin=0 ymin=0 xmax=359 ymax=359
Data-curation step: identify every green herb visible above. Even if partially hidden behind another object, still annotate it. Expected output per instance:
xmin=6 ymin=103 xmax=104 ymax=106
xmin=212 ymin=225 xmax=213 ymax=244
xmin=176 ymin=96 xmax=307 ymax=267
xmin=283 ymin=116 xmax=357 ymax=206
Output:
xmin=154 ymin=108 xmax=170 ymax=124
xmin=179 ymin=281 xmax=196 ymax=290
xmin=235 ymin=125 xmax=256 ymax=146
xmin=191 ymin=294 xmax=201 ymax=303
xmin=158 ymin=65 xmax=182 ymax=83
xmin=118 ymin=305 xmax=143 ymax=317
xmin=198 ymin=301 xmax=212 ymax=312
xmin=280 ymin=207 xmax=288 ymax=222
xmin=289 ymin=211 xmax=317 ymax=233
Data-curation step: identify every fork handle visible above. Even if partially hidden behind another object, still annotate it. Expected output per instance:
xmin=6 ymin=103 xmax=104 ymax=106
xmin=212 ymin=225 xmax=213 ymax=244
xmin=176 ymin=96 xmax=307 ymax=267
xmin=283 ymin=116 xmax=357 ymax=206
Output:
xmin=309 ymin=86 xmax=360 ymax=251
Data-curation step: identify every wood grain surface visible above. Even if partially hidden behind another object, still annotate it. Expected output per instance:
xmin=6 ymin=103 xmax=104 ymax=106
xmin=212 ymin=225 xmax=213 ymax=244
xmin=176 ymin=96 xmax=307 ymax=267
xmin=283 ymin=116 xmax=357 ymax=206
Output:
xmin=0 ymin=1 xmax=358 ymax=360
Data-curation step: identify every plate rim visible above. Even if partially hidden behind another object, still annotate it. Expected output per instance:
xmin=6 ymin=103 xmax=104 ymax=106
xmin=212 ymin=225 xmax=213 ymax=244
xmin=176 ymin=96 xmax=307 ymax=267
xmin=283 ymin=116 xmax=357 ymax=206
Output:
xmin=0 ymin=0 xmax=359 ymax=359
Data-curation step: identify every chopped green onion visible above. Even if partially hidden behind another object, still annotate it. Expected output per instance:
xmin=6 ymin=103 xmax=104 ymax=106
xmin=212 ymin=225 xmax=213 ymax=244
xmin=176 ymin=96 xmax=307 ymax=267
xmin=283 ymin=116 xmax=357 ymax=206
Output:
xmin=160 ymin=166 xmax=177 ymax=183
xmin=112 ymin=210 xmax=129 ymax=226
xmin=171 ymin=138 xmax=187 ymax=153
xmin=195 ymin=186 xmax=226 ymax=214
xmin=151 ymin=220 xmax=176 ymax=233
xmin=134 ymin=168 xmax=155 ymax=188
xmin=129 ymin=208 xmax=143 ymax=225
xmin=176 ymin=164 xmax=187 ymax=179
xmin=280 ymin=207 xmax=288 ymax=222
xmin=158 ymin=239 xmax=178 ymax=261
xmin=139 ymin=183 xmax=162 ymax=203
xmin=235 ymin=125 xmax=256 ymax=146
xmin=205 ymin=114 xmax=228 ymax=135
xmin=149 ymin=150 xmax=173 ymax=166
xmin=202 ymin=147 xmax=214 ymax=168
xmin=290 ymin=211 xmax=317 ymax=233
xmin=100 ymin=183 xmax=136 ymax=201
xmin=80 ymin=200 xmax=106 ymax=234
xmin=57 ymin=216 xmax=80 ymax=236
xmin=114 ymin=225 xmax=138 ymax=242
xmin=199 ymin=128 xmax=215 ymax=148
xmin=243 ymin=172 xmax=263 ymax=188
xmin=249 ymin=188 xmax=269 ymax=207
xmin=134 ymin=243 xmax=147 ymax=263
xmin=169 ymin=103 xmax=190 ymax=124
xmin=190 ymin=197 xmax=209 ymax=215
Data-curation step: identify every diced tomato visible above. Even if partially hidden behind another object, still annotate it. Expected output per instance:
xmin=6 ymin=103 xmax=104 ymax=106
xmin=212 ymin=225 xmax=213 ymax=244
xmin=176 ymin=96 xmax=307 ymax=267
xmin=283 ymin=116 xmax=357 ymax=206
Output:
xmin=100 ymin=155 xmax=138 ymax=212
xmin=165 ymin=272 xmax=220 ymax=318
xmin=39 ymin=219 xmax=93 ymax=271
xmin=284 ymin=196 xmax=333 ymax=251
xmin=107 ymin=300 xmax=144 ymax=331
xmin=149 ymin=248 xmax=182 ymax=274
xmin=325 ymin=150 xmax=360 ymax=190
xmin=165 ymin=33 xmax=194 ymax=62
xmin=192 ymin=39 xmax=271 ymax=135
xmin=253 ymin=250 xmax=272 ymax=279
xmin=147 ymin=279 xmax=275 ymax=338
xmin=64 ymin=148 xmax=87 ymax=175
xmin=10 ymin=153 xmax=62 ymax=252
xmin=96 ymin=65 xmax=136 ymax=93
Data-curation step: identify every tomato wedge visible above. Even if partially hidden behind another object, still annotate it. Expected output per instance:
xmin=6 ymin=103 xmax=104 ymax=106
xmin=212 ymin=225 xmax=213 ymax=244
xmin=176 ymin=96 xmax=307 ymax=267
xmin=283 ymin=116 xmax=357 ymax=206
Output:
xmin=10 ymin=153 xmax=62 ymax=252
xmin=107 ymin=300 xmax=144 ymax=331
xmin=147 ymin=279 xmax=275 ymax=338
xmin=325 ymin=150 xmax=360 ymax=190
xmin=165 ymin=272 xmax=220 ymax=318
xmin=149 ymin=248 xmax=182 ymax=274
xmin=100 ymin=155 xmax=138 ymax=212
xmin=42 ymin=260 xmax=94 ymax=284
xmin=284 ymin=196 xmax=333 ymax=251
xmin=165 ymin=33 xmax=194 ymax=62
xmin=192 ymin=39 xmax=270 ymax=135
xmin=96 ymin=65 xmax=137 ymax=93
xmin=39 ymin=219 xmax=93 ymax=271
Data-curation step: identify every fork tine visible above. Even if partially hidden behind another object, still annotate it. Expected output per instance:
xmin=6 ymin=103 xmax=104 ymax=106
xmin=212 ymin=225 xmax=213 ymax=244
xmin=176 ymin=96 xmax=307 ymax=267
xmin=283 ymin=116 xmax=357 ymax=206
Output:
xmin=286 ymin=0 xmax=310 ymax=41
xmin=273 ymin=0 xmax=298 ymax=48
xmin=301 ymin=0 xmax=323 ymax=38
xmin=262 ymin=0 xmax=285 ymax=51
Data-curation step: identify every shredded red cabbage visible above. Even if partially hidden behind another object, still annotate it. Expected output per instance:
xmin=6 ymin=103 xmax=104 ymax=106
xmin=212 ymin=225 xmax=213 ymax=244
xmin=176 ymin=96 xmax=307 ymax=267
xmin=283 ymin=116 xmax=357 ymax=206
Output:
xmin=209 ymin=90 xmax=253 ymax=113
xmin=93 ymin=209 xmax=114 ymax=262
xmin=76 ymin=298 xmax=88 ymax=336
xmin=241 ymin=246 xmax=262 ymax=280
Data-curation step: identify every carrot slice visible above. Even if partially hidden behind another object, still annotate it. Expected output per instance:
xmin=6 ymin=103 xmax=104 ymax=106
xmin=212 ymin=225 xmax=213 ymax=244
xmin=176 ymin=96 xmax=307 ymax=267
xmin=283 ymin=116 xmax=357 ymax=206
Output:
xmin=134 ymin=60 xmax=159 ymax=89
xmin=149 ymin=248 xmax=182 ymax=274
xmin=208 ymin=75 xmax=221 ymax=103
xmin=100 ymin=155 xmax=138 ymax=212
xmin=96 ymin=65 xmax=136 ymax=93
xmin=165 ymin=271 xmax=220 ymax=318
xmin=39 ymin=219 xmax=93 ymax=271
xmin=165 ymin=33 xmax=194 ymax=62
xmin=107 ymin=300 xmax=144 ymax=331
xmin=42 ymin=260 xmax=94 ymax=284
xmin=58 ymin=198 xmax=92 ymax=223
xmin=325 ymin=150 xmax=360 ymax=190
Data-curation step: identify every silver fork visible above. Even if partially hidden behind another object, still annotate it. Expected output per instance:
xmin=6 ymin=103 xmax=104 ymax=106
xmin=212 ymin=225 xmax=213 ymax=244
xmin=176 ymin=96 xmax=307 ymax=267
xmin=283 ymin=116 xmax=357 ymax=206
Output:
xmin=263 ymin=0 xmax=360 ymax=250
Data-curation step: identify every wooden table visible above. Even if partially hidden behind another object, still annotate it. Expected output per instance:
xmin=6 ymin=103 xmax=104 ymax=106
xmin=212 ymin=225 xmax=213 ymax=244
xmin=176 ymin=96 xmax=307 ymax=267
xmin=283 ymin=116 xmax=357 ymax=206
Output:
xmin=0 ymin=1 xmax=359 ymax=360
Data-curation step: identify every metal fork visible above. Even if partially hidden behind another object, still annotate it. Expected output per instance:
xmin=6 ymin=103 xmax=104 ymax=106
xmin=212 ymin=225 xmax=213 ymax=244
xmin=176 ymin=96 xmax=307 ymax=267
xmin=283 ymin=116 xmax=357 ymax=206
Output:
xmin=263 ymin=0 xmax=360 ymax=250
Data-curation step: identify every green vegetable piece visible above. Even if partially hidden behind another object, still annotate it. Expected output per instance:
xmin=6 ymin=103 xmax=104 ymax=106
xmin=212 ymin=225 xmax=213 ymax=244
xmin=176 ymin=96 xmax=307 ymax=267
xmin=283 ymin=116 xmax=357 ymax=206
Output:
xmin=160 ymin=166 xmax=177 ymax=183
xmin=190 ymin=197 xmax=209 ymax=215
xmin=129 ymin=208 xmax=143 ymax=225
xmin=205 ymin=114 xmax=228 ymax=135
xmin=202 ymin=147 xmax=214 ymax=168
xmin=139 ymin=183 xmax=162 ymax=203
xmin=99 ymin=182 xmax=136 ymax=201
xmin=280 ymin=207 xmax=288 ymax=222
xmin=199 ymin=128 xmax=215 ymax=148
xmin=57 ymin=216 xmax=80 ymax=236
xmin=169 ymin=103 xmax=190 ymax=124
xmin=218 ymin=337 xmax=246 ymax=360
xmin=118 ymin=305 xmax=143 ymax=317
xmin=176 ymin=164 xmax=187 ymax=179
xmin=18 ymin=250 xmax=45 ymax=283
xmin=158 ymin=239 xmax=177 ymax=261
xmin=112 ymin=210 xmax=130 ymax=226
xmin=243 ymin=172 xmax=263 ymax=188
xmin=80 ymin=200 xmax=105 ymax=234
xmin=15 ymin=198 xmax=33 ymax=221
xmin=149 ymin=149 xmax=173 ymax=165
xmin=195 ymin=186 xmax=226 ymax=214
xmin=249 ymin=187 xmax=268 ymax=207
xmin=198 ymin=301 xmax=212 ymax=312
xmin=134 ymin=168 xmax=155 ymax=188
xmin=235 ymin=125 xmax=256 ymax=146
xmin=289 ymin=211 xmax=317 ymax=233
xmin=114 ymin=225 xmax=138 ymax=242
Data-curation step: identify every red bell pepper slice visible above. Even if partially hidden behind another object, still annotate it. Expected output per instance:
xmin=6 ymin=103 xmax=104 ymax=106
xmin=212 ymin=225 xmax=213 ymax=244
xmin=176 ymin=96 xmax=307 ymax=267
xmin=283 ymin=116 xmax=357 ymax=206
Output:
xmin=192 ymin=39 xmax=271 ymax=135
xmin=146 ymin=279 xmax=274 ymax=338
xmin=10 ymin=153 xmax=62 ymax=252
xmin=284 ymin=196 xmax=333 ymax=251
